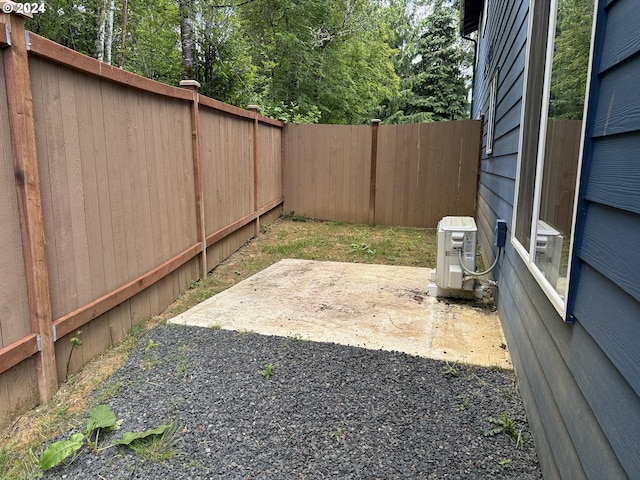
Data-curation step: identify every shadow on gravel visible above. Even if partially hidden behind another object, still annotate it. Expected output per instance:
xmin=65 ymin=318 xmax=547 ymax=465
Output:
xmin=43 ymin=325 xmax=542 ymax=479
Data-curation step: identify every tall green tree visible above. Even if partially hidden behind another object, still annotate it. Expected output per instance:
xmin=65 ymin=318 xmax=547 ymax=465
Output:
xmin=239 ymin=0 xmax=398 ymax=124
xmin=379 ymin=0 xmax=471 ymax=124
xmin=26 ymin=0 xmax=100 ymax=56
xmin=112 ymin=0 xmax=182 ymax=84
xmin=549 ymin=0 xmax=593 ymax=119
xmin=196 ymin=2 xmax=258 ymax=106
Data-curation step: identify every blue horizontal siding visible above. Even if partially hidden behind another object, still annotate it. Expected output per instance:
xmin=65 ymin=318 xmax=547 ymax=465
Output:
xmin=585 ymin=132 xmax=640 ymax=214
xmin=577 ymin=203 xmax=640 ymax=303
xmin=592 ymin=52 xmax=640 ymax=137
xmin=479 ymin=170 xmax=515 ymax=205
xmin=490 ymin=126 xmax=521 ymax=158
xmin=572 ymin=265 xmax=640 ymax=477
xmin=599 ymin=0 xmax=640 ymax=73
xmin=481 ymin=154 xmax=518 ymax=179
xmin=498 ymin=248 xmax=630 ymax=479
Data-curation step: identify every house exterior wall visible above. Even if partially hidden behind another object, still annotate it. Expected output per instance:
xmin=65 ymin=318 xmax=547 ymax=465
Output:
xmin=470 ymin=0 xmax=639 ymax=478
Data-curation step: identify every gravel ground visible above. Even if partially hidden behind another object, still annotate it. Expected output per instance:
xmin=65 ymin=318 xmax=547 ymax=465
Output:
xmin=43 ymin=324 xmax=541 ymax=479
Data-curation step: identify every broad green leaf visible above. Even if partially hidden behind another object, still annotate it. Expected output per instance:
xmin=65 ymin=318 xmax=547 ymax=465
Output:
xmin=39 ymin=433 xmax=84 ymax=470
xmin=86 ymin=405 xmax=117 ymax=434
xmin=112 ymin=424 xmax=171 ymax=446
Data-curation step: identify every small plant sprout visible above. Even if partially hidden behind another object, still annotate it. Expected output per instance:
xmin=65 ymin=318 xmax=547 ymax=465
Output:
xmin=331 ymin=427 xmax=345 ymax=442
xmin=208 ymin=324 xmax=222 ymax=330
xmin=443 ymin=361 xmax=458 ymax=377
xmin=499 ymin=458 xmax=512 ymax=468
xmin=460 ymin=397 xmax=470 ymax=410
xmin=145 ymin=339 xmax=160 ymax=351
xmin=259 ymin=362 xmax=276 ymax=380
xmin=350 ymin=242 xmax=376 ymax=255
xmin=484 ymin=413 xmax=523 ymax=448
xmin=65 ymin=330 xmax=83 ymax=378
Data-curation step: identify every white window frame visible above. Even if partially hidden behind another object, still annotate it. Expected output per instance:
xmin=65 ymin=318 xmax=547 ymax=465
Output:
xmin=486 ymin=69 xmax=498 ymax=155
xmin=511 ymin=0 xmax=597 ymax=318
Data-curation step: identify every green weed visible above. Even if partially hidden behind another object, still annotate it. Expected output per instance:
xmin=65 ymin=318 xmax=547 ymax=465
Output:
xmin=484 ymin=413 xmax=523 ymax=448
xmin=66 ymin=330 xmax=83 ymax=378
xmin=259 ymin=362 xmax=276 ymax=380
xmin=331 ymin=426 xmax=345 ymax=442
xmin=39 ymin=405 xmax=173 ymax=471
xmin=443 ymin=361 xmax=458 ymax=377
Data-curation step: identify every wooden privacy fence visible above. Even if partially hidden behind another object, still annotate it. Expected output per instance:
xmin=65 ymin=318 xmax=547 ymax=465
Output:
xmin=0 ymin=11 xmax=485 ymax=428
xmin=284 ymin=120 xmax=483 ymax=227
xmin=540 ymin=119 xmax=582 ymax=233
xmin=0 ymin=11 xmax=283 ymax=426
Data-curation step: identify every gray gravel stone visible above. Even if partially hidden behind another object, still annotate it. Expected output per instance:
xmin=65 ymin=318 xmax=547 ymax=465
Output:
xmin=43 ymin=325 xmax=542 ymax=479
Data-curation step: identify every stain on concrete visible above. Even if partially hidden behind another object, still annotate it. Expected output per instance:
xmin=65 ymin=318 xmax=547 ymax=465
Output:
xmin=169 ymin=259 xmax=511 ymax=369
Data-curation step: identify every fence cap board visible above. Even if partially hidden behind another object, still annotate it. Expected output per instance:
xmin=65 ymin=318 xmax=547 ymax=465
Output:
xmin=28 ymin=33 xmax=193 ymax=101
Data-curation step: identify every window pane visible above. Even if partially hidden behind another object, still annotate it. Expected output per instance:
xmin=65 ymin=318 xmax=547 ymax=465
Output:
xmin=534 ymin=0 xmax=593 ymax=299
xmin=514 ymin=0 xmax=552 ymax=250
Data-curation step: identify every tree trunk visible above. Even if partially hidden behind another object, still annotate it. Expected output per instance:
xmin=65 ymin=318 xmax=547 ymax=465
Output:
xmin=119 ymin=0 xmax=128 ymax=68
xmin=96 ymin=0 xmax=108 ymax=61
xmin=105 ymin=0 xmax=115 ymax=65
xmin=179 ymin=0 xmax=197 ymax=80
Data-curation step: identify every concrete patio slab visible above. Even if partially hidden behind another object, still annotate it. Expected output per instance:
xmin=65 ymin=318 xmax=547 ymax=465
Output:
xmin=169 ymin=259 xmax=511 ymax=369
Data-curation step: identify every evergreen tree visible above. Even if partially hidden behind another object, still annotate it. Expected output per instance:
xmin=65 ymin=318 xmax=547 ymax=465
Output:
xmin=549 ymin=0 xmax=593 ymax=120
xmin=379 ymin=0 xmax=470 ymax=124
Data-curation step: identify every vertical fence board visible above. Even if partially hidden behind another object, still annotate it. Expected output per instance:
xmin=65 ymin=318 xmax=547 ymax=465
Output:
xmin=540 ymin=119 xmax=581 ymax=233
xmin=75 ymin=72 xmax=106 ymax=307
xmin=0 ymin=59 xmax=30 ymax=348
xmin=257 ymin=124 xmax=282 ymax=206
xmin=0 ymin=48 xmax=39 ymax=424
xmin=30 ymin=60 xmax=65 ymax=320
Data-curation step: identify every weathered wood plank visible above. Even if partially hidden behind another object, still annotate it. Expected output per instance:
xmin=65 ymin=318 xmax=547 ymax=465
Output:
xmin=3 ymin=13 xmax=57 ymax=402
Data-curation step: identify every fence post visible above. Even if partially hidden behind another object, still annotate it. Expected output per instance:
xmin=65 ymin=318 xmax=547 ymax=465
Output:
xmin=248 ymin=105 xmax=260 ymax=235
xmin=2 ymin=9 xmax=58 ymax=401
xmin=180 ymin=80 xmax=207 ymax=278
xmin=369 ymin=119 xmax=381 ymax=225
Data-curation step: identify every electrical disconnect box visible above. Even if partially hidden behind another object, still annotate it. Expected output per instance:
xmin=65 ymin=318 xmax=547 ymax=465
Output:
xmin=428 ymin=216 xmax=477 ymax=298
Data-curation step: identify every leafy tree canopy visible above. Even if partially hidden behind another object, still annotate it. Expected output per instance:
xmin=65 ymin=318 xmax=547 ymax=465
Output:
xmin=26 ymin=0 xmax=473 ymax=125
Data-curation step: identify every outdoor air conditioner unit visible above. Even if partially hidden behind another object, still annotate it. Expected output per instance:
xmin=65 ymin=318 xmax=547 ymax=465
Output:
xmin=536 ymin=219 xmax=563 ymax=288
xmin=428 ymin=216 xmax=477 ymax=298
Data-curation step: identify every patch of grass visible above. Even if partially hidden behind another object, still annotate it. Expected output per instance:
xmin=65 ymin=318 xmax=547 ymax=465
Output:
xmin=0 ymin=316 xmax=157 ymax=480
xmin=208 ymin=324 xmax=222 ymax=330
xmin=0 ymin=445 xmax=40 ymax=480
xmin=175 ymin=357 xmax=191 ymax=380
xmin=128 ymin=422 xmax=180 ymax=462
